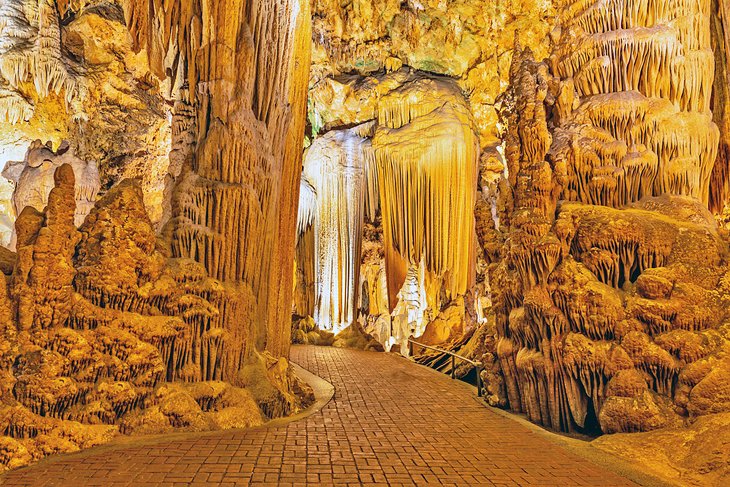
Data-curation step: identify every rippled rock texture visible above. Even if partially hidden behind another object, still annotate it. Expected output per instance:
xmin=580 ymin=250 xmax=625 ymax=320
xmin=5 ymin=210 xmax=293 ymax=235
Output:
xmin=0 ymin=0 xmax=315 ymax=472
xmin=0 ymin=165 xmax=312 ymax=471
xmin=475 ymin=0 xmax=730 ymax=439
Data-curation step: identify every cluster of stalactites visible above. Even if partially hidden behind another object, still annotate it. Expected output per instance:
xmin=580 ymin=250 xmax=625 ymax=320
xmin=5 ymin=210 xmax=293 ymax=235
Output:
xmin=484 ymin=0 xmax=729 ymax=435
xmin=122 ymin=0 xmax=305 ymax=131
xmin=123 ymin=0 xmax=312 ymax=357
xmin=299 ymin=126 xmax=371 ymax=332
xmin=0 ymin=0 xmax=86 ymax=124
xmin=550 ymin=0 xmax=719 ymax=207
xmin=372 ymin=77 xmax=479 ymax=310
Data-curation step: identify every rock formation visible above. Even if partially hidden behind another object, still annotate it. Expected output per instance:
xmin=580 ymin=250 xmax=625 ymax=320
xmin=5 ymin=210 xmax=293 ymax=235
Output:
xmin=0 ymin=0 xmax=316 ymax=472
xmin=123 ymin=0 xmax=312 ymax=359
xmin=0 ymin=166 xmax=311 ymax=471
xmin=474 ymin=0 xmax=730 ymax=436
xmin=3 ymin=140 xmax=100 ymax=248
xmin=0 ymin=1 xmax=171 ymax=239
xmin=309 ymin=0 xmax=556 ymax=146
xmin=296 ymin=70 xmax=480 ymax=352
xmin=372 ymin=75 xmax=479 ymax=318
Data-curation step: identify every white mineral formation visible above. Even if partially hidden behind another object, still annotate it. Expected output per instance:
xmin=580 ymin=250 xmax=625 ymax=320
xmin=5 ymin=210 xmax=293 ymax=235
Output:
xmin=300 ymin=126 xmax=372 ymax=332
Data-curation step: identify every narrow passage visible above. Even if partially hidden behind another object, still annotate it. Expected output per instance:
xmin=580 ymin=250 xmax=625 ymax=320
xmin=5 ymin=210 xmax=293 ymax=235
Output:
xmin=1 ymin=346 xmax=638 ymax=486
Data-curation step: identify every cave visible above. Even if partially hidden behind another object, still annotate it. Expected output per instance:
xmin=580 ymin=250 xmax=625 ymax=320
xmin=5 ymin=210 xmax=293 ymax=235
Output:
xmin=0 ymin=0 xmax=729 ymax=485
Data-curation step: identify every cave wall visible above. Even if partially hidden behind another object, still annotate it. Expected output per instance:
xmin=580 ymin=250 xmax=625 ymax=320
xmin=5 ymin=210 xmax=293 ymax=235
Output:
xmin=123 ymin=0 xmax=311 ymax=358
xmin=0 ymin=1 xmax=172 ymax=243
xmin=309 ymin=0 xmax=556 ymax=147
xmin=475 ymin=0 xmax=730 ymax=435
xmin=0 ymin=0 xmax=315 ymax=472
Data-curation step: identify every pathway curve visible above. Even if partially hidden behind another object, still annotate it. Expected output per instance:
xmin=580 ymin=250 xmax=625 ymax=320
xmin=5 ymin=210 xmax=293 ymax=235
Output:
xmin=1 ymin=346 xmax=639 ymax=486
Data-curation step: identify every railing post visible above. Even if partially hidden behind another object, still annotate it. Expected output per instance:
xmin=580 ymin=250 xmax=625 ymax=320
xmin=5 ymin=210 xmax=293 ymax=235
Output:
xmin=407 ymin=339 xmax=486 ymax=399
xmin=476 ymin=362 xmax=483 ymax=397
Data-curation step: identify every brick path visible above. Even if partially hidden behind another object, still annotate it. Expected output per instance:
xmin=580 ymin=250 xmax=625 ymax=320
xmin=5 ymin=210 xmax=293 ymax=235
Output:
xmin=1 ymin=346 xmax=638 ymax=486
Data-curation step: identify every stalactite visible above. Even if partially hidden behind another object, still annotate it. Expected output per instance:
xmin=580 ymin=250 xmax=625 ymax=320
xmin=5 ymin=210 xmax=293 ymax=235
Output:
xmin=293 ymin=177 xmax=316 ymax=318
xmin=551 ymin=0 xmax=719 ymax=207
xmin=299 ymin=127 xmax=370 ymax=332
xmin=709 ymin=0 xmax=730 ymax=217
xmin=482 ymin=0 xmax=730 ymax=436
xmin=0 ymin=0 xmax=85 ymax=123
xmin=123 ymin=0 xmax=311 ymax=359
xmin=372 ymin=77 xmax=479 ymax=311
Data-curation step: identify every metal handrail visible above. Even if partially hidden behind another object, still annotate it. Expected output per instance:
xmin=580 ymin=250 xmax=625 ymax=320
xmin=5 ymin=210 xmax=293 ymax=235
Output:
xmin=407 ymin=338 xmax=483 ymax=397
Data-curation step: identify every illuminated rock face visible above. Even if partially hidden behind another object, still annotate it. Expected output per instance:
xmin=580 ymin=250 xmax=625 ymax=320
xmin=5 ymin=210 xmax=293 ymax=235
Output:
xmin=0 ymin=0 xmax=315 ymax=472
xmin=0 ymin=1 xmax=172 ymax=236
xmin=309 ymin=0 xmax=557 ymax=147
xmin=301 ymin=127 xmax=370 ymax=333
xmin=123 ymin=0 xmax=311 ymax=358
xmin=478 ymin=0 xmax=730 ymax=435
xmin=549 ymin=0 xmax=719 ymax=207
xmin=297 ymin=72 xmax=479 ymax=351
xmin=0 ymin=167 xmax=311 ymax=471
xmin=3 ymin=140 xmax=100 ymax=247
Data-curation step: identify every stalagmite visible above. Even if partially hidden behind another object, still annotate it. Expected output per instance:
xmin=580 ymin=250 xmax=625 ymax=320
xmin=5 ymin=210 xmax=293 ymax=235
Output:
xmin=476 ymin=0 xmax=730 ymax=437
xmin=0 ymin=170 xmax=312 ymax=471
xmin=0 ymin=0 xmax=316 ymax=472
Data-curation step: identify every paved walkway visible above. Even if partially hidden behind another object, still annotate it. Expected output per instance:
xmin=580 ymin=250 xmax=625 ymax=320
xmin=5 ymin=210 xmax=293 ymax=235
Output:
xmin=1 ymin=346 xmax=638 ymax=486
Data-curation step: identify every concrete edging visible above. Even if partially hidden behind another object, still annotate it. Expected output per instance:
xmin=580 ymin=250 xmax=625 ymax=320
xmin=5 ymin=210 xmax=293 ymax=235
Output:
xmin=0 ymin=361 xmax=335 ymax=473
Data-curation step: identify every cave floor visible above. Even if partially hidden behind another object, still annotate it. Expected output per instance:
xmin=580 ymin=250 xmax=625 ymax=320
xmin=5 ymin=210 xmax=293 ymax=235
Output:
xmin=1 ymin=346 xmax=643 ymax=486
